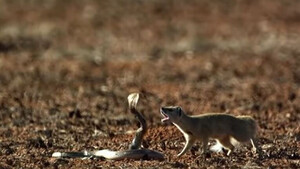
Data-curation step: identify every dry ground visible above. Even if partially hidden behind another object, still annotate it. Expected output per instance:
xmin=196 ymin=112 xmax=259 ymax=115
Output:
xmin=0 ymin=0 xmax=299 ymax=168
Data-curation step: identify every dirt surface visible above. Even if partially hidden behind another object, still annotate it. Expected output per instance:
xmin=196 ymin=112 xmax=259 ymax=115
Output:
xmin=0 ymin=0 xmax=299 ymax=168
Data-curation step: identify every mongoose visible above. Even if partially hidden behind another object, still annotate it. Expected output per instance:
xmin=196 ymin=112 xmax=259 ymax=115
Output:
xmin=160 ymin=106 xmax=258 ymax=157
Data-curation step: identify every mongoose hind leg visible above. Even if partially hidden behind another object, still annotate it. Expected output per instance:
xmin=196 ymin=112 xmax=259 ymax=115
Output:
xmin=250 ymin=139 xmax=257 ymax=153
xmin=218 ymin=136 xmax=235 ymax=156
xmin=250 ymin=138 xmax=262 ymax=158
xmin=201 ymin=138 xmax=209 ymax=155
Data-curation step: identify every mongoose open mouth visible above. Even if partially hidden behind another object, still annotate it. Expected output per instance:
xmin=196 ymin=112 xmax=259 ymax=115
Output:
xmin=160 ymin=109 xmax=169 ymax=122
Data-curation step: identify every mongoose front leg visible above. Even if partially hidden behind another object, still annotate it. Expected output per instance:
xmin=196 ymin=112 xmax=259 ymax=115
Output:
xmin=177 ymin=135 xmax=195 ymax=157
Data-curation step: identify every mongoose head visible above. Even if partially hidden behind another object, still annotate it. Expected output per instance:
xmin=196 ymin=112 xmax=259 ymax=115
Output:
xmin=160 ymin=106 xmax=184 ymax=123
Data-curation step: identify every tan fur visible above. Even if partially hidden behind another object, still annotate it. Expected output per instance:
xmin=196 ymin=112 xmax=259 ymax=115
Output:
xmin=160 ymin=106 xmax=259 ymax=157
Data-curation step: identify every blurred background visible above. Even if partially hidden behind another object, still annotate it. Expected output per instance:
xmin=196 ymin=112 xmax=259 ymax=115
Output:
xmin=0 ymin=0 xmax=299 ymax=168
xmin=1 ymin=0 xmax=300 ymax=60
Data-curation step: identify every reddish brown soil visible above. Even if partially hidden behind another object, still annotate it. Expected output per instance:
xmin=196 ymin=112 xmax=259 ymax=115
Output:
xmin=0 ymin=0 xmax=299 ymax=168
